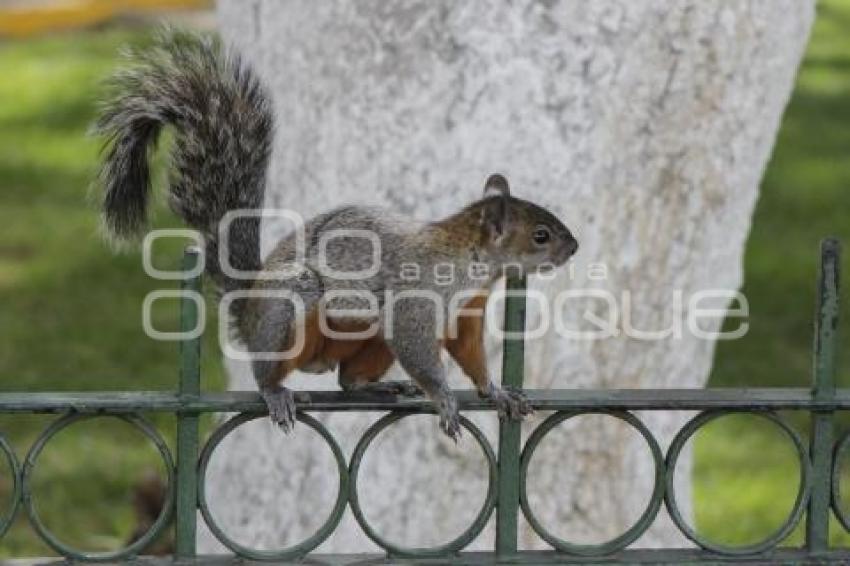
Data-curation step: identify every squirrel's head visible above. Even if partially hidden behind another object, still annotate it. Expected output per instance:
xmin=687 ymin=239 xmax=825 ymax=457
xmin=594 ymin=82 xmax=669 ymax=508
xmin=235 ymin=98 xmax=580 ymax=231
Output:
xmin=477 ymin=174 xmax=578 ymax=275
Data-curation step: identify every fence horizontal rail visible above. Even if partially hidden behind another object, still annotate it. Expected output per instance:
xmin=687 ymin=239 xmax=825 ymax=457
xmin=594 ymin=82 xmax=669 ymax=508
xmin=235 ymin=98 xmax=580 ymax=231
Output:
xmin=9 ymin=547 xmax=850 ymax=565
xmin=3 ymin=388 xmax=850 ymax=414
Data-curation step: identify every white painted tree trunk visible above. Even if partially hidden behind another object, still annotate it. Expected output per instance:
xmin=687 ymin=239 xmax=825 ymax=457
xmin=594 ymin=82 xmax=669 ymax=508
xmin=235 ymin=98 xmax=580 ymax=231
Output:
xmin=201 ymin=0 xmax=814 ymax=553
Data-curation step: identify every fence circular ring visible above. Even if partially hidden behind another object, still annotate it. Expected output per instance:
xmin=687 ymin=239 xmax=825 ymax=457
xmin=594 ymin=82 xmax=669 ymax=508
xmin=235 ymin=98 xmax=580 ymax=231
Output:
xmin=348 ymin=411 xmax=497 ymax=557
xmin=665 ymin=410 xmax=810 ymax=555
xmin=0 ymin=432 xmax=21 ymax=540
xmin=197 ymin=411 xmax=349 ymax=561
xmin=830 ymin=429 xmax=850 ymax=532
xmin=519 ymin=410 xmax=664 ymax=555
xmin=21 ymin=412 xmax=175 ymax=562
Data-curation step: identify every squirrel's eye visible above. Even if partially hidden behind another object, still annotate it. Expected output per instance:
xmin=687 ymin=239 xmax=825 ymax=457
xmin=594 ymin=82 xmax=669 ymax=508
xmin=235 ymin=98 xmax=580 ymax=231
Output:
xmin=532 ymin=228 xmax=551 ymax=245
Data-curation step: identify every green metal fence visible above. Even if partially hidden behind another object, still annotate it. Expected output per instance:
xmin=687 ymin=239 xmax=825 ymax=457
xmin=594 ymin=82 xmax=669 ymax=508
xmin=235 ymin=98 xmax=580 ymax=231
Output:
xmin=0 ymin=239 xmax=847 ymax=564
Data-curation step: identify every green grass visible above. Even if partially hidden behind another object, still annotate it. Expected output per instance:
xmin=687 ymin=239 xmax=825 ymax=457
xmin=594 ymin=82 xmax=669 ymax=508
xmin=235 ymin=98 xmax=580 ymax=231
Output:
xmin=0 ymin=27 xmax=226 ymax=557
xmin=0 ymin=0 xmax=850 ymax=557
xmin=692 ymin=414 xmax=806 ymax=547
xmin=695 ymin=0 xmax=850 ymax=549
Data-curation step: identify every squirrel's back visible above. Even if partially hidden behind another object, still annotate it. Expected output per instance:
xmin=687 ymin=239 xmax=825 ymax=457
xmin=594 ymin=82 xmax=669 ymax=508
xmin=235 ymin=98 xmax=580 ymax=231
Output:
xmin=264 ymin=205 xmax=426 ymax=275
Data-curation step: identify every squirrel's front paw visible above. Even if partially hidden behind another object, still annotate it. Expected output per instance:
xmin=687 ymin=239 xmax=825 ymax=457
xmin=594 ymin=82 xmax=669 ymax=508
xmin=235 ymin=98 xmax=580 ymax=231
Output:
xmin=261 ymin=385 xmax=297 ymax=433
xmin=436 ymin=392 xmax=461 ymax=442
xmin=484 ymin=384 xmax=533 ymax=421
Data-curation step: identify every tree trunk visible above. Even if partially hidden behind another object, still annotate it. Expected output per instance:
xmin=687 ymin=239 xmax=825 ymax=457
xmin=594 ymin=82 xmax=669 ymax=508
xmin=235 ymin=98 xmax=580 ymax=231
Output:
xmin=201 ymin=0 xmax=814 ymax=553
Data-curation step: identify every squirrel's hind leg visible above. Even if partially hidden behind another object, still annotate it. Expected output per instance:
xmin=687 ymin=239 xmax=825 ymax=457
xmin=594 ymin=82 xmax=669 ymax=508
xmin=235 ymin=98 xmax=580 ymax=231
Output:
xmin=244 ymin=286 xmax=322 ymax=432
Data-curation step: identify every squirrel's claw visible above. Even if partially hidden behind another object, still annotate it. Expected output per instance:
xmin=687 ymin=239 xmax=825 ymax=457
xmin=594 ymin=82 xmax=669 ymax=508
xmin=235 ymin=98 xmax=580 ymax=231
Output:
xmin=262 ymin=385 xmax=298 ymax=433
xmin=485 ymin=384 xmax=533 ymax=421
xmin=436 ymin=393 xmax=462 ymax=442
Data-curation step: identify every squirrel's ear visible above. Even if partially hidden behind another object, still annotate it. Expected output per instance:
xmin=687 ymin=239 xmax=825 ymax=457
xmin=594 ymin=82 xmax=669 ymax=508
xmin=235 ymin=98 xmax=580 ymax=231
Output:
xmin=481 ymin=192 xmax=508 ymax=239
xmin=483 ymin=174 xmax=510 ymax=198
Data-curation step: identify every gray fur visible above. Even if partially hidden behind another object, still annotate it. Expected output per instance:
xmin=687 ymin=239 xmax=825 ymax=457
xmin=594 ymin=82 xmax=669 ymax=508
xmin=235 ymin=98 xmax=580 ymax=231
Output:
xmin=94 ymin=28 xmax=273 ymax=323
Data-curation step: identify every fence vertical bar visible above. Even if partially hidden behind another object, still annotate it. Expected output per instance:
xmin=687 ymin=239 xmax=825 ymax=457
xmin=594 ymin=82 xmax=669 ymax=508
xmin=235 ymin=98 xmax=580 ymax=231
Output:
xmin=175 ymin=246 xmax=202 ymax=558
xmin=496 ymin=275 xmax=527 ymax=555
xmin=806 ymin=238 xmax=840 ymax=552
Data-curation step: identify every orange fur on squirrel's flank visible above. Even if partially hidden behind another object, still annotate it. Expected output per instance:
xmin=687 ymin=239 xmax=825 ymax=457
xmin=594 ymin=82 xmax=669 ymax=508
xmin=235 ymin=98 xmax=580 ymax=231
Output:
xmin=339 ymin=337 xmax=396 ymax=385
xmin=444 ymin=293 xmax=489 ymax=391
xmin=274 ymin=293 xmax=491 ymax=393
xmin=278 ymin=310 xmax=371 ymax=379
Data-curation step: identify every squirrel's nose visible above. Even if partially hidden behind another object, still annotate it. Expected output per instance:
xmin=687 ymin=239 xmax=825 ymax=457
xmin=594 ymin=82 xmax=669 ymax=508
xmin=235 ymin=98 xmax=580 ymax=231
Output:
xmin=565 ymin=237 xmax=578 ymax=258
xmin=554 ymin=238 xmax=577 ymax=265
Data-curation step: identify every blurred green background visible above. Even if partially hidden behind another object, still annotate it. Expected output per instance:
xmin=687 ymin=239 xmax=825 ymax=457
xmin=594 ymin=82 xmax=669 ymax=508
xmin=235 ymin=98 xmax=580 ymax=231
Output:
xmin=0 ymin=0 xmax=849 ymax=558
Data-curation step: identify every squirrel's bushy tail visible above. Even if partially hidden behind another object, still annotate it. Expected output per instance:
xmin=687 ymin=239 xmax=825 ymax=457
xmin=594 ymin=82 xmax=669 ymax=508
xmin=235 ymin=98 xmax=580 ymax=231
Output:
xmin=94 ymin=28 xmax=273 ymax=303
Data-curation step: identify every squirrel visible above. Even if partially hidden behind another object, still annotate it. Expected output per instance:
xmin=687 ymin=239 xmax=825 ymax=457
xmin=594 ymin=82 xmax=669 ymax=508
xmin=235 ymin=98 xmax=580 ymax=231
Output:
xmin=94 ymin=29 xmax=578 ymax=440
